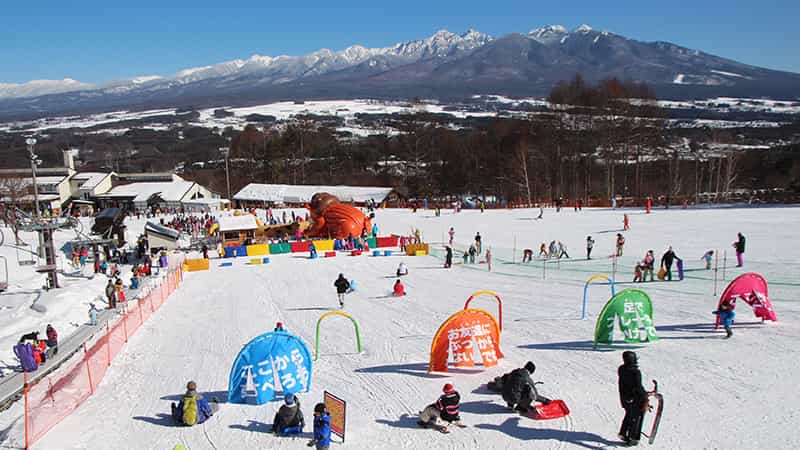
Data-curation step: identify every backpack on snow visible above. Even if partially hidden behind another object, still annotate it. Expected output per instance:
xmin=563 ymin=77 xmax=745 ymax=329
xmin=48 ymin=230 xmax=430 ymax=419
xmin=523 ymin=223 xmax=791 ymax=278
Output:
xmin=182 ymin=394 xmax=199 ymax=426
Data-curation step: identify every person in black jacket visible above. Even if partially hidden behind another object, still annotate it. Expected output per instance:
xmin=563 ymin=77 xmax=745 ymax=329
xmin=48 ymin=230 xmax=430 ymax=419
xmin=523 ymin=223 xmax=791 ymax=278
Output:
xmin=733 ymin=232 xmax=746 ymax=267
xmin=444 ymin=246 xmax=453 ymax=268
xmin=272 ymin=393 xmax=304 ymax=434
xmin=501 ymin=361 xmax=551 ymax=413
xmin=418 ymin=383 xmax=464 ymax=432
xmin=334 ymin=274 xmax=350 ymax=308
xmin=660 ymin=247 xmax=677 ymax=281
xmin=618 ymin=351 xmax=648 ymax=446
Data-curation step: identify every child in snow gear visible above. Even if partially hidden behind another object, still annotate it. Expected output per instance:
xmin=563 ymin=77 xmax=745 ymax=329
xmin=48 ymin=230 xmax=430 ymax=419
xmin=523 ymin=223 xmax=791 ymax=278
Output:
xmin=497 ymin=361 xmax=551 ymax=413
xmin=586 ymin=236 xmax=595 ymax=259
xmin=448 ymin=227 xmax=455 ymax=245
xmin=88 ymin=303 xmax=98 ymax=326
xmin=548 ymin=241 xmax=558 ymax=259
xmin=538 ymin=243 xmax=547 ymax=258
xmin=396 ymin=262 xmax=409 ymax=277
xmin=713 ymin=299 xmax=736 ymax=338
xmin=334 ymin=274 xmax=350 ymax=308
xmin=616 ymin=234 xmax=625 ymax=257
xmin=618 ymin=351 xmax=647 ymax=446
xmin=474 ymin=233 xmax=482 ymax=254
xmin=418 ymin=383 xmax=464 ymax=432
xmin=274 ymin=322 xmax=285 ymax=332
xmin=444 ymin=246 xmax=453 ymax=268
xmin=702 ymin=250 xmax=714 ymax=270
xmin=272 ymin=393 xmax=304 ymax=434
xmin=105 ymin=279 xmax=116 ymax=309
xmin=392 ymin=279 xmax=406 ymax=297
xmin=633 ymin=263 xmax=643 ymax=283
xmin=45 ymin=324 xmax=58 ymax=355
xmin=733 ymin=233 xmax=745 ymax=267
xmin=308 ymin=403 xmax=331 ymax=449
xmin=623 ymin=214 xmax=630 ymax=231
xmin=468 ymin=245 xmax=477 ymax=264
xmin=462 ymin=251 xmax=469 ymax=265
xmin=171 ymin=381 xmax=216 ymax=426
xmin=642 ymin=251 xmax=655 ymax=282
xmin=558 ymin=241 xmax=569 ymax=259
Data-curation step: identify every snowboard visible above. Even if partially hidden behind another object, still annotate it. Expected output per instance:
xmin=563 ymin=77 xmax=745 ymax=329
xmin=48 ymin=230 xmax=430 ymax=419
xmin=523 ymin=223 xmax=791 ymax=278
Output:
xmin=641 ymin=380 xmax=664 ymax=445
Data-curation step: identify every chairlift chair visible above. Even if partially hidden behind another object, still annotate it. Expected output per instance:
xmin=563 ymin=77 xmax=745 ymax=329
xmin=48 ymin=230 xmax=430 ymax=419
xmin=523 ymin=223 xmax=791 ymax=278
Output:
xmin=16 ymin=243 xmax=36 ymax=266
xmin=0 ymin=256 xmax=8 ymax=291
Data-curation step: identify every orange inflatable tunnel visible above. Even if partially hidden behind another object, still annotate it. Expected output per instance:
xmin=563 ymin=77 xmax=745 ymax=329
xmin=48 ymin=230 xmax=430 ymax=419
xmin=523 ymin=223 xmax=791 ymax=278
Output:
xmin=306 ymin=192 xmax=372 ymax=239
xmin=429 ymin=308 xmax=503 ymax=373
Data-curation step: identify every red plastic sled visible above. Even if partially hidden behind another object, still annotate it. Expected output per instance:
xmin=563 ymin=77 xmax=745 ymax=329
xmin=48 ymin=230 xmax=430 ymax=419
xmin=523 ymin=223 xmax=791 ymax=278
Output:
xmin=532 ymin=400 xmax=570 ymax=420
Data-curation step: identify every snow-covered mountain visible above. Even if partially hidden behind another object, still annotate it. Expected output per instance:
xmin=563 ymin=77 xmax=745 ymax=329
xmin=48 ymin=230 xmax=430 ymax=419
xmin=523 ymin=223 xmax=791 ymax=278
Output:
xmin=0 ymin=25 xmax=798 ymax=119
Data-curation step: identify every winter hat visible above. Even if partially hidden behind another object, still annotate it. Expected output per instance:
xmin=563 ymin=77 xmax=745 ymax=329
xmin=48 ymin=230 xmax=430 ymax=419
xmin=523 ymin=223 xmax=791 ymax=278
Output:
xmin=622 ymin=351 xmax=638 ymax=366
xmin=276 ymin=322 xmax=283 ymax=329
xmin=443 ymin=383 xmax=456 ymax=394
xmin=284 ymin=393 xmax=295 ymax=405
xmin=314 ymin=403 xmax=326 ymax=414
xmin=524 ymin=361 xmax=536 ymax=374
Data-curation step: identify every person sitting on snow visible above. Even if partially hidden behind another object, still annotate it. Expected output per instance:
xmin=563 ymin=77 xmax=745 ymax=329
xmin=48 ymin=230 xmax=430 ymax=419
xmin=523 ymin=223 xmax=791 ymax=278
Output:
xmin=171 ymin=381 xmax=216 ymax=426
xmin=392 ymin=279 xmax=406 ymax=297
xmin=396 ymin=262 xmax=409 ymax=277
xmin=272 ymin=393 xmax=304 ymax=434
xmin=500 ymin=361 xmax=551 ymax=413
xmin=417 ymin=383 xmax=464 ymax=432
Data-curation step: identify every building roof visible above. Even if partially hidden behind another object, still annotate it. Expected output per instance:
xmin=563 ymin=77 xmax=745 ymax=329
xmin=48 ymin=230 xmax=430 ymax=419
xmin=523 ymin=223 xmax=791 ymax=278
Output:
xmin=72 ymin=172 xmax=112 ymax=191
xmin=217 ymin=214 xmax=258 ymax=232
xmin=145 ymin=221 xmax=180 ymax=240
xmin=182 ymin=198 xmax=230 ymax=205
xmin=233 ymin=183 xmax=393 ymax=204
xmin=95 ymin=181 xmax=196 ymax=203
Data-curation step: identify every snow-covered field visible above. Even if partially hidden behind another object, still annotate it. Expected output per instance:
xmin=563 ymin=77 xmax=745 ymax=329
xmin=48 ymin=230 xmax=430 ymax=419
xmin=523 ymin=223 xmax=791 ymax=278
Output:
xmin=2 ymin=206 xmax=800 ymax=449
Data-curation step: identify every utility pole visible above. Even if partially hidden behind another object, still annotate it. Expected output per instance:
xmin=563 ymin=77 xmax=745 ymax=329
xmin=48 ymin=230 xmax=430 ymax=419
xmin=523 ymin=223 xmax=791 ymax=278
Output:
xmin=25 ymin=137 xmax=40 ymax=218
xmin=219 ymin=147 xmax=231 ymax=202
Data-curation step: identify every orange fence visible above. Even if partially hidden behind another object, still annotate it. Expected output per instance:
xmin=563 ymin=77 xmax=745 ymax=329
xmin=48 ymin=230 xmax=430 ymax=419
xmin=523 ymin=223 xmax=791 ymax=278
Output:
xmin=23 ymin=267 xmax=184 ymax=448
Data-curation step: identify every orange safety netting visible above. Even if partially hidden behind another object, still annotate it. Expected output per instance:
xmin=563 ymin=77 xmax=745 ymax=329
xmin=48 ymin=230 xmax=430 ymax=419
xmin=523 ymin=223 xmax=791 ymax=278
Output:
xmin=24 ymin=266 xmax=184 ymax=448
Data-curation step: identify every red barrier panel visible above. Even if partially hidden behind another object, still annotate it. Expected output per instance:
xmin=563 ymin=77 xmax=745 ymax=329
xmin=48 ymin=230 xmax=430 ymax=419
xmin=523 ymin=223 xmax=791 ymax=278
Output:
xmin=23 ymin=269 xmax=184 ymax=448
xmin=376 ymin=236 xmax=399 ymax=248
xmin=291 ymin=241 xmax=312 ymax=252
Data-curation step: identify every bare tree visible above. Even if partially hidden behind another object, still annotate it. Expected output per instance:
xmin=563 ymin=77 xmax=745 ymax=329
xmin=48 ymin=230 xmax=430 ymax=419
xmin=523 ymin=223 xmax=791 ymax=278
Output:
xmin=722 ymin=151 xmax=740 ymax=198
xmin=0 ymin=177 xmax=31 ymax=245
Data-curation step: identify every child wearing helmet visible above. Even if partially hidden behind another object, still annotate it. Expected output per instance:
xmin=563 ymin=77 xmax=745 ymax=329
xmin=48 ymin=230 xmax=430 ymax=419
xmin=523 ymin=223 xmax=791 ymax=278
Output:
xmin=272 ymin=393 xmax=304 ymax=434
xmin=417 ymin=383 xmax=464 ymax=432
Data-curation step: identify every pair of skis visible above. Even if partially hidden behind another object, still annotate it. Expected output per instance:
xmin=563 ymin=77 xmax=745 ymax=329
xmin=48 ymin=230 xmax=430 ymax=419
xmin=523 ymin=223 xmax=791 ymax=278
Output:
xmin=641 ymin=380 xmax=664 ymax=445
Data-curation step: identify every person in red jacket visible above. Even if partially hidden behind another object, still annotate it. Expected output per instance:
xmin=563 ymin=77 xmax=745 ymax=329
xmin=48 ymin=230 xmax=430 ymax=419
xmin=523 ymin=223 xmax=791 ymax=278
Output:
xmin=418 ymin=383 xmax=464 ymax=432
xmin=392 ymin=279 xmax=406 ymax=297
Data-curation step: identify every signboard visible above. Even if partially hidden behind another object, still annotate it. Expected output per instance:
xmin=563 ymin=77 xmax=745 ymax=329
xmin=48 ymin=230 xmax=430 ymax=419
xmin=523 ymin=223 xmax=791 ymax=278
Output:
xmin=594 ymin=289 xmax=657 ymax=346
xmin=324 ymin=390 xmax=347 ymax=442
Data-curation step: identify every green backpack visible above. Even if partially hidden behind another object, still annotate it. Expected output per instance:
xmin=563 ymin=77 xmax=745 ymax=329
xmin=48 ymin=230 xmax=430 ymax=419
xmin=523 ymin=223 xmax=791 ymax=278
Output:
xmin=182 ymin=394 xmax=199 ymax=426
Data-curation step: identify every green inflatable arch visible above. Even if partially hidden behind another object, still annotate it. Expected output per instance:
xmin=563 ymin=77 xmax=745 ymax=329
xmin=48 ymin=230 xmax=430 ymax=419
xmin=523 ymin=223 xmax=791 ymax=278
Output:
xmin=594 ymin=289 xmax=658 ymax=348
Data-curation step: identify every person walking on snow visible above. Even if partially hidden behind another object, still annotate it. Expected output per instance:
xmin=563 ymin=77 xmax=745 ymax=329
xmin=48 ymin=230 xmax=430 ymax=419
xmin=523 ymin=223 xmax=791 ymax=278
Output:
xmin=660 ymin=247 xmax=678 ymax=281
xmin=558 ymin=241 xmax=569 ymax=259
xmin=733 ymin=233 xmax=746 ymax=267
xmin=474 ymin=232 xmax=482 ymax=254
xmin=308 ymin=403 xmax=331 ymax=449
xmin=468 ymin=245 xmax=477 ymax=264
xmin=444 ymin=246 xmax=453 ymax=268
xmin=616 ymin=234 xmax=625 ymax=257
xmin=618 ymin=351 xmax=648 ymax=446
xmin=334 ymin=274 xmax=350 ymax=308
xmin=448 ymin=227 xmax=455 ymax=245
xmin=418 ymin=383 xmax=465 ymax=432
xmin=538 ymin=243 xmax=547 ymax=258
xmin=586 ymin=236 xmax=595 ymax=259
xmin=643 ymin=250 xmax=655 ymax=282
xmin=713 ymin=299 xmax=736 ymax=339
xmin=623 ymin=214 xmax=630 ymax=231
xmin=88 ymin=303 xmax=99 ymax=326
xmin=701 ymin=250 xmax=714 ymax=270
xmin=105 ymin=279 xmax=116 ymax=309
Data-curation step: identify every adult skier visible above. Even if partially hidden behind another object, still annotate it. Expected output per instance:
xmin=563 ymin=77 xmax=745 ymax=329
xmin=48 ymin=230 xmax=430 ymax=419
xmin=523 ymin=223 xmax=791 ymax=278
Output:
xmin=499 ymin=361 xmax=551 ymax=413
xmin=618 ymin=351 xmax=647 ymax=446
xmin=334 ymin=274 xmax=350 ymax=308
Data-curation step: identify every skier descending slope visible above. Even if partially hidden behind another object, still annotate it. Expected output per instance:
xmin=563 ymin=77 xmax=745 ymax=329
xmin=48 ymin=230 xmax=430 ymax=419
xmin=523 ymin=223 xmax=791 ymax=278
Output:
xmin=618 ymin=352 xmax=647 ymax=446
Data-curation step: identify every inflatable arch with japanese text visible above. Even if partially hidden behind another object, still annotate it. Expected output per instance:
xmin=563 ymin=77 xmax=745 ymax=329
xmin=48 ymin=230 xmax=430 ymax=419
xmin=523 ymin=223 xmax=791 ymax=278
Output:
xmin=227 ymin=330 xmax=313 ymax=405
xmin=429 ymin=308 xmax=503 ymax=373
xmin=594 ymin=289 xmax=658 ymax=347
xmin=715 ymin=272 xmax=776 ymax=328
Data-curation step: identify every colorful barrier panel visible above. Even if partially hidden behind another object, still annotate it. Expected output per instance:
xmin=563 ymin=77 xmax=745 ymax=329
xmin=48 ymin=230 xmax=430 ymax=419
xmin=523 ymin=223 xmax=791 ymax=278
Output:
xmin=220 ymin=262 xmax=233 ymax=267
xmin=415 ymin=250 xmax=427 ymax=256
xmin=23 ymin=267 xmax=184 ymax=449
xmin=406 ymin=243 xmax=429 ymax=256
xmin=366 ymin=237 xmax=377 ymax=249
xmin=224 ymin=247 xmax=237 ymax=258
xmin=324 ymin=251 xmax=336 ymax=258
xmin=183 ymin=258 xmax=210 ymax=272
xmin=351 ymin=250 xmax=362 ymax=256
xmin=262 ymin=257 xmax=270 ymax=264
xmin=291 ymin=241 xmax=312 ymax=253
xmin=384 ymin=250 xmax=392 ymax=256
xmin=372 ymin=250 xmax=381 ymax=256
xmin=246 ymin=244 xmax=270 ymax=256
xmin=375 ymin=236 xmax=399 ymax=248
xmin=250 ymin=258 xmax=263 ymax=265
xmin=315 ymin=240 xmax=335 ymax=251
xmin=269 ymin=242 xmax=291 ymax=254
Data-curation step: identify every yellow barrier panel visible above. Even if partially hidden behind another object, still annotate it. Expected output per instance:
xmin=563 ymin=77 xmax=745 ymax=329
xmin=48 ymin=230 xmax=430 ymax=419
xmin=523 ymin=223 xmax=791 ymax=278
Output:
xmin=415 ymin=250 xmax=427 ymax=256
xmin=183 ymin=258 xmax=210 ymax=272
xmin=315 ymin=240 xmax=335 ymax=251
xmin=406 ymin=243 xmax=429 ymax=256
xmin=249 ymin=258 xmax=263 ymax=265
xmin=246 ymin=244 xmax=270 ymax=256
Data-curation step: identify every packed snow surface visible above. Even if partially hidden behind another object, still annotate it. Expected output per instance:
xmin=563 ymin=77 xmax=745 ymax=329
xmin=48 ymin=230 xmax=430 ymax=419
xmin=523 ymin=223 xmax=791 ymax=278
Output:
xmin=2 ymin=206 xmax=800 ymax=449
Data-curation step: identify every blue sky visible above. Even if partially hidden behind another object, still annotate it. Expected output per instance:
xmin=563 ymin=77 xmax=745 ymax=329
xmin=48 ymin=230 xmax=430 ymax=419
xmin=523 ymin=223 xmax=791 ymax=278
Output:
xmin=1 ymin=1 xmax=798 ymax=84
